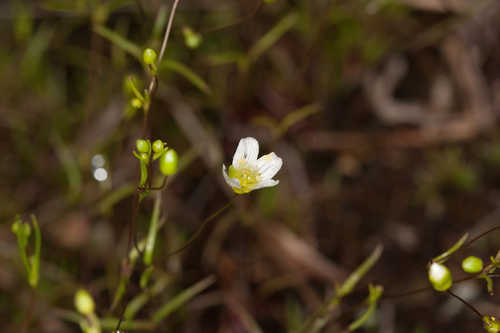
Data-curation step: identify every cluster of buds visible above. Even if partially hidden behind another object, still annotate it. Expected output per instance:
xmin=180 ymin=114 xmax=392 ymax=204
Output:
xmin=427 ymin=232 xmax=500 ymax=332
xmin=124 ymin=48 xmax=158 ymax=117
xmin=133 ymin=139 xmax=178 ymax=187
xmin=11 ymin=215 xmax=41 ymax=288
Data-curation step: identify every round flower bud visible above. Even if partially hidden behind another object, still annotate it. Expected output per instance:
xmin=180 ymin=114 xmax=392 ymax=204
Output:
xmin=484 ymin=316 xmax=500 ymax=333
xmin=428 ymin=262 xmax=453 ymax=292
xmin=152 ymin=140 xmax=164 ymax=153
xmin=136 ymin=139 xmax=150 ymax=153
xmin=183 ymin=27 xmax=202 ymax=49
xmin=462 ymin=256 xmax=483 ymax=274
xmin=142 ymin=48 xmax=157 ymax=65
xmin=75 ymin=289 xmax=95 ymax=315
xmin=131 ymin=98 xmax=142 ymax=109
xmin=11 ymin=221 xmax=20 ymax=234
xmin=159 ymin=149 xmax=178 ymax=175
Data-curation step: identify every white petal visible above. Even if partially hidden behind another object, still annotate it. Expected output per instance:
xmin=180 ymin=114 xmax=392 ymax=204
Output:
xmin=232 ymin=137 xmax=259 ymax=166
xmin=257 ymin=153 xmax=283 ymax=180
xmin=253 ymin=179 xmax=279 ymax=190
xmin=222 ymin=165 xmax=241 ymax=189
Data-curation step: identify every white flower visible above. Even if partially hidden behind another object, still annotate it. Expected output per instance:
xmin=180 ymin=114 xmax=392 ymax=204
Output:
xmin=222 ymin=137 xmax=283 ymax=194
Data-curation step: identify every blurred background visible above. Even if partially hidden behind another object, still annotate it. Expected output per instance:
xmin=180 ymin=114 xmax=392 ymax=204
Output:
xmin=1 ymin=0 xmax=500 ymax=332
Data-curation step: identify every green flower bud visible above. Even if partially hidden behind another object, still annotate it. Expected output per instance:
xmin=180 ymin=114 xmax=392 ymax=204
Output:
xmin=462 ymin=256 xmax=483 ymax=274
xmin=75 ymin=289 xmax=95 ymax=315
xmin=484 ymin=316 xmax=500 ymax=333
xmin=131 ymin=98 xmax=142 ymax=109
xmin=152 ymin=140 xmax=164 ymax=153
xmin=11 ymin=220 xmax=20 ymax=234
xmin=136 ymin=139 xmax=150 ymax=154
xmin=182 ymin=27 xmax=202 ymax=49
xmin=428 ymin=262 xmax=453 ymax=292
xmin=159 ymin=149 xmax=178 ymax=175
xmin=142 ymin=48 xmax=157 ymax=65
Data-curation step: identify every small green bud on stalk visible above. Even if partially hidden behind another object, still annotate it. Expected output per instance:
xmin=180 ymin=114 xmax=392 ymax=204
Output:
xmin=152 ymin=140 xmax=164 ymax=153
xmin=136 ymin=139 xmax=150 ymax=154
xmin=142 ymin=48 xmax=157 ymax=65
xmin=462 ymin=256 xmax=484 ymax=274
xmin=182 ymin=27 xmax=202 ymax=49
xmin=131 ymin=98 xmax=143 ymax=109
xmin=428 ymin=262 xmax=453 ymax=292
xmin=484 ymin=316 xmax=500 ymax=333
xmin=159 ymin=149 xmax=178 ymax=175
xmin=75 ymin=289 xmax=95 ymax=316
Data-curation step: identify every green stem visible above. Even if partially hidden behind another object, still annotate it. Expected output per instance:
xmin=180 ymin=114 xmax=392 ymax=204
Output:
xmin=143 ymin=192 xmax=162 ymax=265
xmin=139 ymin=160 xmax=148 ymax=187
xmin=29 ymin=214 xmax=41 ymax=288
xmin=297 ymin=245 xmax=383 ymax=333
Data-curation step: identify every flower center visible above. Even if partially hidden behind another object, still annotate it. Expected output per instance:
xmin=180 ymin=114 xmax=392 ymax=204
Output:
xmin=228 ymin=161 xmax=260 ymax=193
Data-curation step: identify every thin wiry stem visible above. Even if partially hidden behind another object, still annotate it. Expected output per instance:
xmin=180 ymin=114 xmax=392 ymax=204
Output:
xmin=166 ymin=201 xmax=233 ymax=257
xmin=463 ymin=225 xmax=500 ymax=251
xmin=20 ymin=288 xmax=36 ymax=333
xmin=384 ymin=275 xmax=478 ymax=299
xmin=447 ymin=289 xmax=483 ymax=319
xmin=158 ymin=0 xmax=180 ymax=67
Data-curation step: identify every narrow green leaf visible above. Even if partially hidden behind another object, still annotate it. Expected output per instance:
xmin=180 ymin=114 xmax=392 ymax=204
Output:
xmin=125 ymin=276 xmax=171 ymax=320
xmin=28 ymin=215 xmax=41 ymax=288
xmin=276 ymin=104 xmax=320 ymax=138
xmin=298 ymin=245 xmax=383 ymax=333
xmin=143 ymin=193 xmax=162 ymax=265
xmin=159 ymin=60 xmax=212 ymax=95
xmin=94 ymin=25 xmax=141 ymax=59
xmin=337 ymin=245 xmax=383 ymax=297
xmin=152 ymin=275 xmax=216 ymax=323
xmin=247 ymin=12 xmax=299 ymax=65
xmin=98 ymin=183 xmax=135 ymax=215
xmin=206 ymin=51 xmax=245 ymax=66
xmin=433 ymin=233 xmax=469 ymax=264
xmin=348 ymin=285 xmax=383 ymax=331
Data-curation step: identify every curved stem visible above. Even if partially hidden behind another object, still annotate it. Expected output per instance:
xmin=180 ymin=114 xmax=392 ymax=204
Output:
xmin=447 ymin=289 xmax=483 ymax=319
xmin=462 ymin=225 xmax=500 ymax=251
xmin=166 ymin=201 xmax=233 ymax=257
xmin=384 ymin=275 xmax=478 ymax=299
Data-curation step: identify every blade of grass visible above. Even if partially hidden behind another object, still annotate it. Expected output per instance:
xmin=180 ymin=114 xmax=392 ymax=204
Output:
xmin=276 ymin=103 xmax=321 ymax=139
xmin=124 ymin=276 xmax=172 ymax=320
xmin=94 ymin=25 xmax=141 ymax=59
xmin=297 ymin=245 xmax=383 ymax=333
xmin=247 ymin=11 xmax=299 ymax=66
xmin=152 ymin=275 xmax=216 ymax=323
xmin=159 ymin=59 xmax=212 ymax=95
xmin=143 ymin=192 xmax=162 ymax=265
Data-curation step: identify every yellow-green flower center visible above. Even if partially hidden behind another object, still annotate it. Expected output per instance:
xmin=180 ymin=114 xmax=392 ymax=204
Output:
xmin=228 ymin=162 xmax=260 ymax=194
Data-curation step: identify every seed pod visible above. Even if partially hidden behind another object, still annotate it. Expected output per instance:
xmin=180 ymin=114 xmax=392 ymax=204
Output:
xmin=462 ymin=256 xmax=484 ymax=274
xmin=75 ymin=289 xmax=95 ymax=315
xmin=428 ymin=262 xmax=453 ymax=292
xmin=152 ymin=139 xmax=164 ymax=153
xmin=159 ymin=149 xmax=178 ymax=175
xmin=136 ymin=139 xmax=150 ymax=154
xmin=142 ymin=48 xmax=157 ymax=65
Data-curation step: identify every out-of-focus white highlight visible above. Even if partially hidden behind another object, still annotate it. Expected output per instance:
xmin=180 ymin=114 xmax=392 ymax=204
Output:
xmin=93 ymin=168 xmax=108 ymax=182
xmin=91 ymin=154 xmax=106 ymax=168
